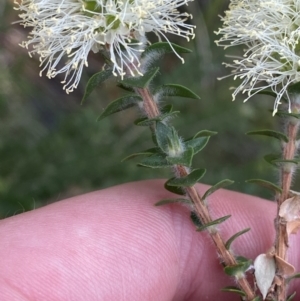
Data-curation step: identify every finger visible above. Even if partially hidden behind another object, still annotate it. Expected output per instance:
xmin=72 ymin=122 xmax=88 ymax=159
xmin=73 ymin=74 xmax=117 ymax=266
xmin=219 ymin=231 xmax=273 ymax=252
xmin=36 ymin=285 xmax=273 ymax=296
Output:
xmin=0 ymin=180 xmax=299 ymax=301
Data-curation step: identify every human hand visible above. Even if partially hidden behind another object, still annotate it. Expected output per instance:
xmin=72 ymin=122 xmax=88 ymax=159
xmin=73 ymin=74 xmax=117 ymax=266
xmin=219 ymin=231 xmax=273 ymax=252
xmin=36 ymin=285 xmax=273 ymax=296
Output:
xmin=0 ymin=180 xmax=299 ymax=301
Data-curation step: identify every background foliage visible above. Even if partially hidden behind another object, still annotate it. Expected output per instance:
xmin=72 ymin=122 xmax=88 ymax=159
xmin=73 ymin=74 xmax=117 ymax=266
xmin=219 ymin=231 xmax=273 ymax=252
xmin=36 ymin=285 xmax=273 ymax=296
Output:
xmin=0 ymin=0 xmax=292 ymax=217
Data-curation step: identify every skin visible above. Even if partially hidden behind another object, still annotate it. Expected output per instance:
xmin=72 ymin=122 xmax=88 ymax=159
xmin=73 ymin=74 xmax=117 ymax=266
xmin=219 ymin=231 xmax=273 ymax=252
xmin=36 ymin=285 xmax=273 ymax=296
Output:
xmin=0 ymin=179 xmax=299 ymax=301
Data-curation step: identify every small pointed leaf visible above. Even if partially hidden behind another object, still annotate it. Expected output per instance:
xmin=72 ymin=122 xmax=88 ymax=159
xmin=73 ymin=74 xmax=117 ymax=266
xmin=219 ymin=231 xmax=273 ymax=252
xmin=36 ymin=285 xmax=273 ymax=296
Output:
xmin=224 ymin=262 xmax=250 ymax=277
xmin=264 ymin=153 xmax=281 ymax=166
xmin=161 ymin=104 xmax=173 ymax=114
xmin=221 ymin=286 xmax=246 ymax=297
xmin=235 ymin=256 xmax=253 ymax=273
xmin=156 ymin=84 xmax=200 ymax=99
xmin=197 ymin=215 xmax=231 ymax=231
xmin=134 ymin=117 xmax=148 ymax=125
xmin=275 ymin=110 xmax=300 ymax=119
xmin=164 ymin=179 xmax=186 ymax=196
xmin=190 ymin=211 xmax=202 ymax=227
xmin=225 ymin=228 xmax=251 ymax=250
xmin=155 ymin=121 xmax=174 ymax=154
xmin=184 ymin=136 xmax=210 ymax=154
xmin=134 ymin=111 xmax=179 ymax=126
xmin=257 ymin=90 xmax=288 ymax=103
xmin=98 ymin=94 xmax=142 ymax=120
xmin=288 ymin=81 xmax=300 ymax=94
xmin=167 ymin=169 xmax=206 ymax=187
xmin=202 ymin=179 xmax=234 ymax=200
xmin=122 ymin=148 xmax=160 ymax=162
xmin=246 ymin=179 xmax=282 ymax=194
xmin=193 ymin=130 xmax=217 ymax=138
xmin=257 ymin=90 xmax=277 ymax=98
xmin=81 ymin=69 xmax=112 ymax=103
xmin=166 ymin=147 xmax=194 ymax=167
xmin=272 ymin=159 xmax=299 ymax=165
xmin=116 ymin=83 xmax=134 ymax=92
xmin=137 ymin=154 xmax=171 ymax=168
xmin=142 ymin=42 xmax=192 ymax=58
xmin=236 ymin=256 xmax=252 ymax=265
xmin=155 ymin=198 xmax=192 ymax=206
xmin=246 ymin=130 xmax=289 ymax=143
xmin=119 ymin=68 xmax=159 ymax=88
xmin=287 ymin=292 xmax=297 ymax=301
xmin=287 ymin=273 xmax=300 ymax=283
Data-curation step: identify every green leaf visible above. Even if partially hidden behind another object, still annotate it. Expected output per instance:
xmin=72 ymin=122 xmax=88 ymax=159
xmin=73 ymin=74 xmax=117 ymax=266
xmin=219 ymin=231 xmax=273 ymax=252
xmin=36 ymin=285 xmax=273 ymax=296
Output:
xmin=287 ymin=273 xmax=300 ymax=283
xmin=257 ymin=90 xmax=287 ymax=104
xmin=121 ymin=148 xmax=160 ymax=162
xmin=246 ymin=130 xmax=289 ymax=143
xmin=272 ymin=159 xmax=299 ymax=165
xmin=236 ymin=256 xmax=252 ymax=264
xmin=137 ymin=154 xmax=171 ymax=168
xmin=116 ymin=82 xmax=134 ymax=92
xmin=134 ymin=111 xmax=180 ymax=126
xmin=134 ymin=117 xmax=149 ymax=126
xmin=264 ymin=153 xmax=281 ymax=166
xmin=263 ymin=154 xmax=299 ymax=167
xmin=164 ymin=179 xmax=186 ymax=196
xmin=246 ymin=179 xmax=282 ymax=194
xmin=287 ymin=292 xmax=297 ymax=301
xmin=166 ymin=147 xmax=194 ymax=167
xmin=225 ymin=228 xmax=251 ymax=250
xmin=274 ymin=110 xmax=300 ymax=119
xmin=197 ymin=215 xmax=231 ymax=231
xmin=167 ymin=169 xmax=206 ymax=187
xmin=221 ymin=286 xmax=246 ymax=297
xmin=155 ymin=198 xmax=192 ymax=206
xmin=81 ymin=69 xmax=112 ymax=104
xmin=161 ymin=104 xmax=173 ymax=114
xmin=119 ymin=67 xmax=159 ymax=88
xmin=155 ymin=122 xmax=174 ymax=154
xmin=184 ymin=137 xmax=210 ymax=154
xmin=98 ymin=94 xmax=142 ymax=120
xmin=234 ymin=256 xmax=252 ymax=273
xmin=288 ymin=81 xmax=300 ymax=94
xmin=202 ymin=179 xmax=234 ymax=200
xmin=156 ymin=122 xmax=192 ymax=165
xmin=190 ymin=211 xmax=202 ymax=227
xmin=224 ymin=262 xmax=250 ymax=277
xmin=257 ymin=90 xmax=277 ymax=98
xmin=142 ymin=42 xmax=192 ymax=59
xmin=193 ymin=130 xmax=218 ymax=138
xmin=156 ymin=84 xmax=200 ymax=99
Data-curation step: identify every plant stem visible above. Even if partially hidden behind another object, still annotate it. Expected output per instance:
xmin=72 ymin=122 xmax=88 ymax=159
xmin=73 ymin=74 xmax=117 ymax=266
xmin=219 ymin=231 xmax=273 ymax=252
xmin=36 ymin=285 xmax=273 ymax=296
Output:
xmin=136 ymin=86 xmax=256 ymax=301
xmin=275 ymin=112 xmax=300 ymax=301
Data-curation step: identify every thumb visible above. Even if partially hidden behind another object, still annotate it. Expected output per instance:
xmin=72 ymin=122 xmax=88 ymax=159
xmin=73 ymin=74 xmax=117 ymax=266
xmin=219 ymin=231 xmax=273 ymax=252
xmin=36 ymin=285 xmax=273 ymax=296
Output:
xmin=0 ymin=180 xmax=299 ymax=301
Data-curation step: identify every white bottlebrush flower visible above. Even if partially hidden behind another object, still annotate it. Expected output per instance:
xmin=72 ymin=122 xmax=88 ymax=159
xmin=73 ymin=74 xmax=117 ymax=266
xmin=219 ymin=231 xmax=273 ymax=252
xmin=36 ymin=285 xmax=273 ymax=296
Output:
xmin=215 ymin=0 xmax=300 ymax=115
xmin=14 ymin=0 xmax=195 ymax=93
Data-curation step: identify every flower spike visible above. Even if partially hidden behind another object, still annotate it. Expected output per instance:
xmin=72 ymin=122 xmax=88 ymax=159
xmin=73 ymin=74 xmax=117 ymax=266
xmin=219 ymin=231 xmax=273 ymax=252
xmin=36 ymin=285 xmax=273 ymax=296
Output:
xmin=215 ymin=0 xmax=300 ymax=114
xmin=14 ymin=0 xmax=195 ymax=93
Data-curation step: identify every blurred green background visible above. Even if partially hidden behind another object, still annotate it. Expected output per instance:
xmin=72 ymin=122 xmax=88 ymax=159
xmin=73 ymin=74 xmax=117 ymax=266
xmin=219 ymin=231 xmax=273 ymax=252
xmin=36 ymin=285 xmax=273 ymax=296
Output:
xmin=0 ymin=0 xmax=291 ymax=218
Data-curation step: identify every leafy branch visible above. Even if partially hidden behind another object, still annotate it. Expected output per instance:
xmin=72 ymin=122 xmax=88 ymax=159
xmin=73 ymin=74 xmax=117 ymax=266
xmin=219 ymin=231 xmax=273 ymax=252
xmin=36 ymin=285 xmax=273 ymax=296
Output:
xmin=83 ymin=42 xmax=258 ymax=300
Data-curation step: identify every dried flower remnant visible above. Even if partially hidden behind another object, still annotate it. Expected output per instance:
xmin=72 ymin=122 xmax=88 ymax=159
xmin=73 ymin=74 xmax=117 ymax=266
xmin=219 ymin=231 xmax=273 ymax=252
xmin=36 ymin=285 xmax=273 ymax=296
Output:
xmin=14 ymin=0 xmax=195 ymax=93
xmin=215 ymin=0 xmax=300 ymax=115
xmin=254 ymin=253 xmax=276 ymax=299
xmin=279 ymin=196 xmax=300 ymax=235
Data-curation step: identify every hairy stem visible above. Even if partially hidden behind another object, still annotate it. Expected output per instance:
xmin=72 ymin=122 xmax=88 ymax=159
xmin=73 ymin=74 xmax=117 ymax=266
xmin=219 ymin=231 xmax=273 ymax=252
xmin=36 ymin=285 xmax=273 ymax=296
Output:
xmin=136 ymin=87 xmax=256 ymax=301
xmin=275 ymin=114 xmax=300 ymax=301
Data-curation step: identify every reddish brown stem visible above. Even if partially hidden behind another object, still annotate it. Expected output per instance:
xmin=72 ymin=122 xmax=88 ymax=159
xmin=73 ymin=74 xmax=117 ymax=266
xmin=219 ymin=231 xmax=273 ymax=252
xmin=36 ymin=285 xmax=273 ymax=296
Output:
xmin=275 ymin=120 xmax=299 ymax=301
xmin=136 ymin=87 xmax=256 ymax=301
